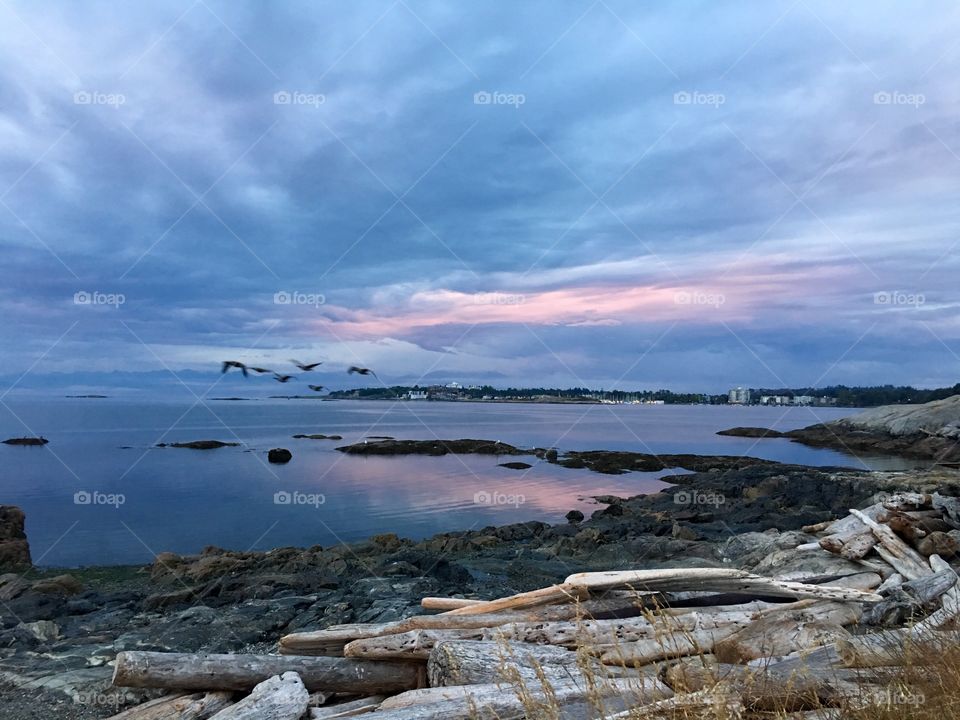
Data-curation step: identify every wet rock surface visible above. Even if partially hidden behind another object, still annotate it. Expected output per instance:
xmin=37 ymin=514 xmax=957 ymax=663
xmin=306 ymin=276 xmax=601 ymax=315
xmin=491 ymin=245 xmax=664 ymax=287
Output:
xmin=156 ymin=440 xmax=239 ymax=449
xmin=336 ymin=438 xmax=526 ymax=456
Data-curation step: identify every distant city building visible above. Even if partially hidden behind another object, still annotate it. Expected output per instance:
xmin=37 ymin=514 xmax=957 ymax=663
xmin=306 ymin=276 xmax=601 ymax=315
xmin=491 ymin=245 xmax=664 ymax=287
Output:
xmin=728 ymin=387 xmax=751 ymax=404
xmin=792 ymin=395 xmax=814 ymax=406
xmin=445 ymin=381 xmax=462 ymax=389
xmin=406 ymin=390 xmax=428 ymax=400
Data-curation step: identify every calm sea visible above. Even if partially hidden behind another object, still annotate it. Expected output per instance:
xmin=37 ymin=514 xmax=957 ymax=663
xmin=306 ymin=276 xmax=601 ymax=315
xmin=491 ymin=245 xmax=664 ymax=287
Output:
xmin=0 ymin=399 xmax=915 ymax=566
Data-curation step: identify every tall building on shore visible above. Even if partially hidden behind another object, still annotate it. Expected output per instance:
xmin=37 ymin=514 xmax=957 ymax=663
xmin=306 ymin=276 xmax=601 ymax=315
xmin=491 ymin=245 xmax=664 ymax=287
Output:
xmin=728 ymin=387 xmax=751 ymax=404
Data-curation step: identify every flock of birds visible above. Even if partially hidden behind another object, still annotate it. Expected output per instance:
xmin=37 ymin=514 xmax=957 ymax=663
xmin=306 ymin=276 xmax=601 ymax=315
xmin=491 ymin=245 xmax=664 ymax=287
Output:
xmin=221 ymin=359 xmax=377 ymax=394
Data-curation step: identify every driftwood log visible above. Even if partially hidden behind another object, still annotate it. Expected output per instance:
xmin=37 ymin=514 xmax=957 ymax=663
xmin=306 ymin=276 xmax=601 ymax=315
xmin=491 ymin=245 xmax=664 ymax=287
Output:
xmin=112 ymin=652 xmax=423 ymax=694
xmin=207 ymin=673 xmax=307 ymax=720
xmin=426 ymin=640 xmax=583 ymax=686
xmin=106 ymin=693 xmax=234 ymax=720
xmin=309 ymin=695 xmax=386 ymax=718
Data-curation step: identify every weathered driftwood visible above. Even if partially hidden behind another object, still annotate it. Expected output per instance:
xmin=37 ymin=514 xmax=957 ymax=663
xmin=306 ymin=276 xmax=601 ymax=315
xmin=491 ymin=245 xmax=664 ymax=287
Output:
xmin=599 ymin=626 xmax=743 ymax=666
xmin=426 ymin=640 xmax=581 ymax=687
xmin=914 ymin=553 xmax=960 ymax=630
xmin=596 ymin=690 xmax=745 ymax=719
xmin=420 ymin=597 xmax=481 ymax=610
xmin=849 ymin=509 xmax=932 ymax=580
xmin=280 ymin=598 xmax=654 ymax=656
xmin=819 ymin=527 xmax=872 ymax=555
xmin=839 ymin=532 xmax=877 ymax=560
xmin=916 ymin=530 xmax=959 ymax=557
xmin=344 ymin=609 xmax=761 ymax=660
xmin=328 ymin=678 xmax=673 ymax=720
xmin=107 ymin=692 xmax=236 ymax=720
xmin=562 ymin=569 xmax=882 ymax=602
xmin=875 ymin=573 xmax=904 ymax=594
xmin=106 ymin=693 xmax=191 ymax=720
xmin=309 ymin=696 xmax=386 ymax=718
xmin=207 ymin=673 xmax=307 ymax=720
xmin=836 ymin=628 xmax=928 ymax=667
xmin=112 ymin=652 xmax=422 ymax=694
xmin=665 ymin=659 xmax=868 ymax=711
xmin=713 ymin=617 xmax=849 ymax=664
xmin=864 ymin=569 xmax=957 ymax=626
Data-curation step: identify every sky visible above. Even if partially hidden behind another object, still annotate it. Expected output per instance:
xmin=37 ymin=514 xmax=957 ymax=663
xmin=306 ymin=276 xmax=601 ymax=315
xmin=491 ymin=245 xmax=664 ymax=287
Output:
xmin=1 ymin=0 xmax=959 ymax=397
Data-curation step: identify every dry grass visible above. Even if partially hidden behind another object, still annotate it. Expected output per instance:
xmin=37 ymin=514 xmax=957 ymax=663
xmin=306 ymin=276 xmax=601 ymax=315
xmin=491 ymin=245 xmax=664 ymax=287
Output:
xmin=478 ymin=600 xmax=960 ymax=720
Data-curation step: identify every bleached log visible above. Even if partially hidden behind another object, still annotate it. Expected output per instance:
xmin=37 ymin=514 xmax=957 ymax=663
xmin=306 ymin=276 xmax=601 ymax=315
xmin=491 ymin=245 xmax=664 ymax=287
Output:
xmin=420 ymin=597 xmax=481 ymax=610
xmin=864 ymin=569 xmax=956 ymax=626
xmin=914 ymin=553 xmax=960 ymax=630
xmin=562 ymin=568 xmax=882 ymax=602
xmin=595 ymin=690 xmax=744 ymax=719
xmin=817 ymin=504 xmax=887 ymax=536
xmin=108 ymin=693 xmax=236 ymax=720
xmin=441 ymin=583 xmax=589 ymax=615
xmin=112 ymin=652 xmax=422 ymax=694
xmin=424 ymin=639 xmax=611 ymax=688
xmin=281 ymin=597 xmax=655 ymax=656
xmin=849 ymin=508 xmax=932 ymax=580
xmin=875 ymin=573 xmax=904 ymax=594
xmin=207 ymin=673 xmax=307 ymax=720
xmin=309 ymin=696 xmax=385 ymax=719
xmin=336 ymin=678 xmax=672 ymax=720
xmin=819 ymin=527 xmax=872 ymax=555
xmin=599 ymin=625 xmax=742 ymax=666
xmin=713 ymin=617 xmax=849 ymax=663
xmin=836 ymin=628 xmax=925 ymax=667
xmin=839 ymin=532 xmax=877 ymax=560
xmin=105 ymin=694 xmax=192 ymax=720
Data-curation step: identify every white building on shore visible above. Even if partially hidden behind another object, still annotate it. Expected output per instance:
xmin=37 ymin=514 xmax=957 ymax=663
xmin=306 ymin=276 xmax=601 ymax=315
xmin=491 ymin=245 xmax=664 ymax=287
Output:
xmin=728 ymin=387 xmax=751 ymax=404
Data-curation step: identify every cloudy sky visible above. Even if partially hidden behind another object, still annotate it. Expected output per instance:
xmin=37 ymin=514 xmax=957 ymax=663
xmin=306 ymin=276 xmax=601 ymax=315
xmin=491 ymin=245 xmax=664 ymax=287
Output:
xmin=1 ymin=0 xmax=959 ymax=396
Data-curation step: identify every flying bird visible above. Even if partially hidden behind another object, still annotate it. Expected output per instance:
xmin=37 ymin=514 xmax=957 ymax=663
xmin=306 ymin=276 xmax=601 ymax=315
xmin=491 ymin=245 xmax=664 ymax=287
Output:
xmin=308 ymin=385 xmax=325 ymax=392
xmin=248 ymin=367 xmax=273 ymax=374
xmin=221 ymin=361 xmax=248 ymax=377
xmin=348 ymin=366 xmax=377 ymax=377
xmin=291 ymin=359 xmax=323 ymax=371
xmin=273 ymin=373 xmax=295 ymax=383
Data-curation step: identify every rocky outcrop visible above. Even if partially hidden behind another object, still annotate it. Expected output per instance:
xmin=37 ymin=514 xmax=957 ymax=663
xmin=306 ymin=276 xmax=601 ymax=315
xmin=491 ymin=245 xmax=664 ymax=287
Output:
xmin=336 ymin=439 xmax=525 ymax=456
xmin=157 ymin=440 xmax=240 ymax=449
xmin=716 ymin=427 xmax=787 ymax=438
xmin=0 ymin=506 xmax=31 ymax=570
xmin=2 ymin=437 xmax=48 ymax=446
xmin=790 ymin=395 xmax=960 ymax=462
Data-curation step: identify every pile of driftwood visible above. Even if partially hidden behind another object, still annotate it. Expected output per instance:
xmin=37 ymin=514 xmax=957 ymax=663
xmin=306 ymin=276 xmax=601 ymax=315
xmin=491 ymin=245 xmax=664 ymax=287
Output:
xmin=106 ymin=492 xmax=960 ymax=719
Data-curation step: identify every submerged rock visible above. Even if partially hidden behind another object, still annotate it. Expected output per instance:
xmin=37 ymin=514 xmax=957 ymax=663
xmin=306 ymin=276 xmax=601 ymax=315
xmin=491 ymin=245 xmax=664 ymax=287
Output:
xmin=716 ymin=427 xmax=787 ymax=438
xmin=293 ymin=434 xmax=343 ymax=440
xmin=499 ymin=461 xmax=533 ymax=470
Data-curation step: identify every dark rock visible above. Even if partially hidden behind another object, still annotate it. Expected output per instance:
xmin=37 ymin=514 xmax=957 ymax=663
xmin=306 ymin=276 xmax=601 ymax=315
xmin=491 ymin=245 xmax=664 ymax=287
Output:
xmin=499 ymin=461 xmax=532 ymax=470
xmin=336 ymin=438 xmax=525 ymax=456
xmin=268 ymin=448 xmax=293 ymax=464
xmin=293 ymin=434 xmax=343 ymax=440
xmin=1 ymin=437 xmax=48 ymax=446
xmin=716 ymin=427 xmax=786 ymax=438
xmin=565 ymin=510 xmax=585 ymax=523
xmin=560 ymin=450 xmax=779 ymax=475
xmin=0 ymin=507 xmax=30 ymax=570
xmin=32 ymin=575 xmax=83 ymax=595
xmin=160 ymin=440 xmax=239 ymax=449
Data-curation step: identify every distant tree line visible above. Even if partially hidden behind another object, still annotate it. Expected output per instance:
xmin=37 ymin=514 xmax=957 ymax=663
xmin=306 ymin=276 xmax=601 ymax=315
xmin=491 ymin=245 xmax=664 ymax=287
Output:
xmin=327 ymin=383 xmax=960 ymax=407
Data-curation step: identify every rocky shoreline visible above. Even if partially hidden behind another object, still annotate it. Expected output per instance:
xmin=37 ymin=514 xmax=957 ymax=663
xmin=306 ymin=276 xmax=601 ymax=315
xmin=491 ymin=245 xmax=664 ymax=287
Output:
xmin=2 ymin=449 xmax=960 ymax=717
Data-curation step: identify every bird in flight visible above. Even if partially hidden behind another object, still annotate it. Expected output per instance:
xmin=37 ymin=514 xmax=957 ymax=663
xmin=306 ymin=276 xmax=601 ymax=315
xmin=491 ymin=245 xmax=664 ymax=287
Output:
xmin=221 ymin=361 xmax=248 ymax=377
xmin=248 ymin=366 xmax=273 ymax=374
xmin=348 ymin=366 xmax=377 ymax=377
xmin=291 ymin=360 xmax=323 ymax=372
xmin=273 ymin=373 xmax=295 ymax=383
xmin=308 ymin=385 xmax=325 ymax=392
